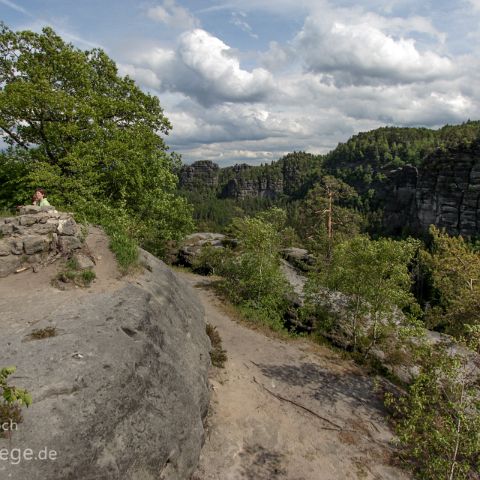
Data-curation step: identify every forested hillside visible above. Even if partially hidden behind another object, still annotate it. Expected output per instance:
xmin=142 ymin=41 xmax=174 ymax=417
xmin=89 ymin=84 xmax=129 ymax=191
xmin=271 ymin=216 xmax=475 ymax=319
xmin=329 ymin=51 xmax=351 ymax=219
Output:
xmin=180 ymin=122 xmax=480 ymax=238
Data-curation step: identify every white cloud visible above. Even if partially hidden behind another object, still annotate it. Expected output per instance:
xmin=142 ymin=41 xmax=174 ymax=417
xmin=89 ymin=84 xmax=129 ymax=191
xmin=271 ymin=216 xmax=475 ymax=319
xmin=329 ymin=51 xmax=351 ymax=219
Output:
xmin=177 ymin=29 xmax=272 ymax=101
xmin=118 ymin=63 xmax=162 ymax=89
xmin=147 ymin=0 xmax=199 ymax=30
xmin=116 ymin=1 xmax=479 ymax=165
xmin=127 ymin=29 xmax=274 ymax=106
xmin=295 ymin=16 xmax=454 ymax=85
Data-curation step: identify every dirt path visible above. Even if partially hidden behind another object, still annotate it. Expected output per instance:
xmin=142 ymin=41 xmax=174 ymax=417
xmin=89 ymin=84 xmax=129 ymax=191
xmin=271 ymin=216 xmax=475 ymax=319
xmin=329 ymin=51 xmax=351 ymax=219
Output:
xmin=178 ymin=272 xmax=410 ymax=480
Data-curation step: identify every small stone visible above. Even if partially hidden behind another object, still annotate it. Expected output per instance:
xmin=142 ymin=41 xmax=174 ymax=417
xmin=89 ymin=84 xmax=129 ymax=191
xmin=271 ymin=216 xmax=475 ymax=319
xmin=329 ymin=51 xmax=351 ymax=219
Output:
xmin=18 ymin=205 xmax=42 ymax=215
xmin=12 ymin=224 xmax=26 ymax=235
xmin=27 ymin=254 xmax=42 ymax=264
xmin=57 ymin=218 xmax=77 ymax=236
xmin=19 ymin=215 xmax=38 ymax=226
xmin=0 ymin=240 xmax=11 ymax=256
xmin=58 ymin=236 xmax=82 ymax=252
xmin=0 ymin=223 xmax=13 ymax=235
xmin=24 ymin=235 xmax=50 ymax=254
xmin=74 ymin=253 xmax=95 ymax=270
xmin=30 ymin=223 xmax=57 ymax=235
xmin=10 ymin=239 xmax=23 ymax=255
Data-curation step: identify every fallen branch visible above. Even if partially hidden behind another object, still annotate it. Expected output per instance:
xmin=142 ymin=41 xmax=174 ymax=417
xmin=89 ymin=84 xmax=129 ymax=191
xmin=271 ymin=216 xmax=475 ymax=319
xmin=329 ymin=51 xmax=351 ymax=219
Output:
xmin=252 ymin=376 xmax=356 ymax=432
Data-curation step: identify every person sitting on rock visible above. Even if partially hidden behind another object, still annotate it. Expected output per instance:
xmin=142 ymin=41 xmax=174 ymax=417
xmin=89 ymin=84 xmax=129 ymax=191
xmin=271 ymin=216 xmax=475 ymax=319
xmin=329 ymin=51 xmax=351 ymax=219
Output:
xmin=33 ymin=188 xmax=51 ymax=207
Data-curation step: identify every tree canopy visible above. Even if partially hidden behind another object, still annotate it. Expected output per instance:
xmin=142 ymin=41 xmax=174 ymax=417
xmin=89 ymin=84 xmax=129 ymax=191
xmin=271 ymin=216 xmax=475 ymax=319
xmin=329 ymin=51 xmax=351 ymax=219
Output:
xmin=0 ymin=23 xmax=192 ymax=254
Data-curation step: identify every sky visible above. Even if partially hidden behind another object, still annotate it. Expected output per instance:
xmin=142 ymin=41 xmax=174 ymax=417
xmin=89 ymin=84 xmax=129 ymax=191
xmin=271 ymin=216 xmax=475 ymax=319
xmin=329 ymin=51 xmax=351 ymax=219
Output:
xmin=1 ymin=0 xmax=480 ymax=166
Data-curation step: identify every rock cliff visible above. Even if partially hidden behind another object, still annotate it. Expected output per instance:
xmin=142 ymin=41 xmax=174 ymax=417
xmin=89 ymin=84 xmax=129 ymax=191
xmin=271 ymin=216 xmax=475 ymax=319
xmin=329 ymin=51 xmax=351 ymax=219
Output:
xmin=179 ymin=152 xmax=318 ymax=200
xmin=179 ymin=160 xmax=219 ymax=190
xmin=221 ymin=176 xmax=284 ymax=199
xmin=0 ymin=227 xmax=211 ymax=480
xmin=381 ymin=141 xmax=480 ymax=236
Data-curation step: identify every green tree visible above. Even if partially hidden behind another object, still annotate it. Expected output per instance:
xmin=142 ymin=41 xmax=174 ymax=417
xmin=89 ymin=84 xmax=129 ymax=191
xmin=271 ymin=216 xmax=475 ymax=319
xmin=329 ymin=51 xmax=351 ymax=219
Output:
xmin=423 ymin=226 xmax=480 ymax=337
xmin=297 ymin=175 xmax=364 ymax=256
xmin=306 ymin=235 xmax=420 ymax=356
xmin=385 ymin=330 xmax=480 ymax=479
xmin=0 ymin=24 xmax=192 ymax=254
xmin=221 ymin=208 xmax=292 ymax=329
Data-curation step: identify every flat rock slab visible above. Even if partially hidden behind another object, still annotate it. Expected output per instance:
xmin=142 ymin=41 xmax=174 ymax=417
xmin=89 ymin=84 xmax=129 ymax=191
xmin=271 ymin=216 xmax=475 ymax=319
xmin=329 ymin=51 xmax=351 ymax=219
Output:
xmin=0 ymin=229 xmax=210 ymax=480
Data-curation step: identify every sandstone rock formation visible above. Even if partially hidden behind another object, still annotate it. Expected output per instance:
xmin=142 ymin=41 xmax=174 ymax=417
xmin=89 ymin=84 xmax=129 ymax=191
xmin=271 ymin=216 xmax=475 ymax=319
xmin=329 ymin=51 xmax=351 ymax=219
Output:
xmin=0 ymin=206 xmax=83 ymax=277
xmin=176 ymin=232 xmax=228 ymax=267
xmin=179 ymin=160 xmax=219 ymax=189
xmin=0 ymin=235 xmax=211 ymax=480
xmin=280 ymin=248 xmax=316 ymax=272
xmin=381 ymin=141 xmax=480 ymax=237
xmin=221 ymin=176 xmax=284 ymax=199
xmin=178 ymin=154 xmax=315 ymax=200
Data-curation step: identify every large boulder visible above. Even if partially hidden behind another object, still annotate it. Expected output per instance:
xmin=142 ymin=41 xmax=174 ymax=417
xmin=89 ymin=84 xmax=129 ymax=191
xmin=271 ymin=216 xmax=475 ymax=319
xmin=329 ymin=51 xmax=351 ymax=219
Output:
xmin=176 ymin=232 xmax=227 ymax=267
xmin=0 ymin=249 xmax=211 ymax=480
xmin=281 ymin=247 xmax=316 ymax=271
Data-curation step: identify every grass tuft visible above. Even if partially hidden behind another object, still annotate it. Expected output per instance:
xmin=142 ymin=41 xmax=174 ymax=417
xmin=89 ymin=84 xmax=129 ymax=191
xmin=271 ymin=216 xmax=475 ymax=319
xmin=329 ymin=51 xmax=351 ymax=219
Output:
xmin=28 ymin=326 xmax=57 ymax=340
xmin=206 ymin=323 xmax=227 ymax=368
xmin=106 ymin=227 xmax=139 ymax=274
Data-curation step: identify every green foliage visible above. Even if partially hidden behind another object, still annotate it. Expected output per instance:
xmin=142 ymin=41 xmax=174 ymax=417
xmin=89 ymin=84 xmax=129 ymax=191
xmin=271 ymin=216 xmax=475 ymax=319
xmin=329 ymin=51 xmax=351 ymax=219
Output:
xmin=385 ymin=337 xmax=480 ymax=479
xmin=421 ymin=226 xmax=480 ymax=337
xmin=80 ymin=269 xmax=96 ymax=285
xmin=0 ymin=367 xmax=31 ymax=438
xmin=53 ymin=255 xmax=97 ymax=287
xmin=190 ymin=244 xmax=230 ymax=276
xmin=306 ymin=235 xmax=420 ymax=357
xmin=218 ymin=209 xmax=293 ymax=330
xmin=0 ymin=149 xmax=30 ymax=209
xmin=0 ymin=24 xmax=193 ymax=257
xmin=0 ymin=367 xmax=31 ymax=407
xmin=293 ymin=175 xmax=365 ymax=255
xmin=325 ymin=122 xmax=480 ymax=174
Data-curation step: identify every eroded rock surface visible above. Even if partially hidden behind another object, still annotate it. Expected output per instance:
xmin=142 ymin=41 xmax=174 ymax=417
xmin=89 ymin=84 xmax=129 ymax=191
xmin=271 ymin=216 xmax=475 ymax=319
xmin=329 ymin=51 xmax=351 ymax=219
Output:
xmin=381 ymin=141 xmax=480 ymax=236
xmin=0 ymin=236 xmax=211 ymax=480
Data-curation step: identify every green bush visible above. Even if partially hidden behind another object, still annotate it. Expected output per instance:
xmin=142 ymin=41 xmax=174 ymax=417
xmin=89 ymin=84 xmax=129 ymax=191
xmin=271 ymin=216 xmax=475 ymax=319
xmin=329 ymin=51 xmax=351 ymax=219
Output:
xmin=385 ymin=332 xmax=480 ymax=479
xmin=217 ymin=209 xmax=293 ymax=329
xmin=0 ymin=367 xmax=31 ymax=437
xmin=422 ymin=226 xmax=480 ymax=338
xmin=305 ymin=235 xmax=421 ymax=358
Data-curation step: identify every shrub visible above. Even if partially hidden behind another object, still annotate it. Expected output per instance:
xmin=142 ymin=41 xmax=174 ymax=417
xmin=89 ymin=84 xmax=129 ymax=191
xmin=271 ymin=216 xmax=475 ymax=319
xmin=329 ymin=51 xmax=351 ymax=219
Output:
xmin=0 ymin=367 xmax=31 ymax=437
xmin=219 ymin=210 xmax=293 ymax=329
xmin=305 ymin=235 xmax=421 ymax=358
xmin=206 ymin=323 xmax=227 ymax=368
xmin=385 ymin=332 xmax=480 ymax=479
xmin=422 ymin=226 xmax=480 ymax=337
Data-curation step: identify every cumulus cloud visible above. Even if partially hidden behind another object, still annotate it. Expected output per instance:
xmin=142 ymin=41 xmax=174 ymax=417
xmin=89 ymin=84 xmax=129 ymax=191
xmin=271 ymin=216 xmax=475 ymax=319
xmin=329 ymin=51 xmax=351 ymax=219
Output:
xmin=295 ymin=16 xmax=455 ymax=85
xmin=128 ymin=29 xmax=274 ymax=106
xmin=119 ymin=1 xmax=479 ymax=165
xmin=147 ymin=0 xmax=199 ymax=29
